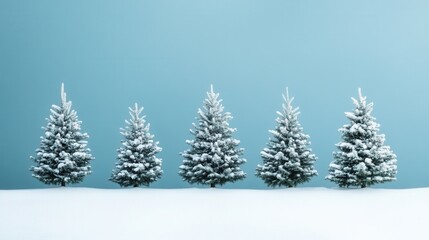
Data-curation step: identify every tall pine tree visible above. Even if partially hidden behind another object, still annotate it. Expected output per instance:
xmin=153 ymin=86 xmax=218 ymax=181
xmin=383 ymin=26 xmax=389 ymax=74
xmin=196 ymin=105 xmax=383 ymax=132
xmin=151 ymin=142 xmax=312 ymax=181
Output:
xmin=180 ymin=85 xmax=246 ymax=188
xmin=110 ymin=103 xmax=162 ymax=187
xmin=256 ymin=88 xmax=317 ymax=187
xmin=326 ymin=88 xmax=397 ymax=188
xmin=30 ymin=83 xmax=93 ymax=187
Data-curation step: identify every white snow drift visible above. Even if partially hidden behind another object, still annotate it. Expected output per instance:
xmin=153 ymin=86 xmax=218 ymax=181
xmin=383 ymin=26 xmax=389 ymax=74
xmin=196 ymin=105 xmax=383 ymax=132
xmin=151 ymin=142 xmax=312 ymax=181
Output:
xmin=0 ymin=188 xmax=428 ymax=240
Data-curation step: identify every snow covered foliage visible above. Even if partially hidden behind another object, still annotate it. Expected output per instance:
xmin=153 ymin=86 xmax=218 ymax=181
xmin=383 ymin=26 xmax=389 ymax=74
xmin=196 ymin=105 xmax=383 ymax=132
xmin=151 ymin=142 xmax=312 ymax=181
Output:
xmin=110 ymin=103 xmax=162 ymax=187
xmin=180 ymin=85 xmax=246 ymax=188
xmin=30 ymin=83 xmax=93 ymax=187
xmin=256 ymin=88 xmax=317 ymax=187
xmin=326 ymin=89 xmax=397 ymax=188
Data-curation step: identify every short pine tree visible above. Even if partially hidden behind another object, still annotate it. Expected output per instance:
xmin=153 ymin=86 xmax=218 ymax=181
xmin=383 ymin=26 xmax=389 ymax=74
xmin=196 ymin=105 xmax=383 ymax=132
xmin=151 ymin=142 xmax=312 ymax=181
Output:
xmin=326 ymin=89 xmax=397 ymax=188
xmin=256 ymin=88 xmax=317 ymax=187
xmin=30 ymin=83 xmax=93 ymax=187
xmin=110 ymin=103 xmax=162 ymax=187
xmin=180 ymin=85 xmax=246 ymax=188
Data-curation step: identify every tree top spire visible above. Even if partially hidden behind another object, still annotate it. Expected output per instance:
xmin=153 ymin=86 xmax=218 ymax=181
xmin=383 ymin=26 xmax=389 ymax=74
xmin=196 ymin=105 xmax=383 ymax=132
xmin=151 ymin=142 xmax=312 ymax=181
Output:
xmin=61 ymin=83 xmax=67 ymax=106
xmin=282 ymin=87 xmax=298 ymax=115
xmin=357 ymin=87 xmax=366 ymax=104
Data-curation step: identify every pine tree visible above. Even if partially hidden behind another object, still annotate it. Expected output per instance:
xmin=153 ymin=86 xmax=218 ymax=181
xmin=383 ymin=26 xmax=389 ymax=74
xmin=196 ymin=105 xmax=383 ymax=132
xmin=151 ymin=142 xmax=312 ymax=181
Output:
xmin=256 ymin=88 xmax=317 ymax=187
xmin=326 ymin=88 xmax=397 ymax=188
xmin=180 ymin=85 xmax=246 ymax=188
xmin=110 ymin=103 xmax=162 ymax=187
xmin=30 ymin=83 xmax=93 ymax=187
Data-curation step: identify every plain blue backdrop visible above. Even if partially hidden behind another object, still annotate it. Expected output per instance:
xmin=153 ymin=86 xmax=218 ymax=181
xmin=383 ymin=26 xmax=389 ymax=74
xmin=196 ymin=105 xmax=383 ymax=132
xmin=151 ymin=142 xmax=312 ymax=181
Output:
xmin=1 ymin=0 xmax=428 ymax=189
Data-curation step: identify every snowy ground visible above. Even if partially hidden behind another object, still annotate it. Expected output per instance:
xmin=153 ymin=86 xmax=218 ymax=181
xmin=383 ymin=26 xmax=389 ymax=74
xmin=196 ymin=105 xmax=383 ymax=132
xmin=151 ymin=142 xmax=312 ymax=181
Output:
xmin=0 ymin=188 xmax=428 ymax=240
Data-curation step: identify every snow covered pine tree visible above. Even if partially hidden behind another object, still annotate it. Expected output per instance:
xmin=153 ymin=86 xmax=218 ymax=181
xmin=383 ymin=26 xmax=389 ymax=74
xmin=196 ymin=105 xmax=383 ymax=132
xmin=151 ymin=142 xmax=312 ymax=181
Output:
xmin=30 ymin=83 xmax=93 ymax=187
xmin=326 ymin=88 xmax=397 ymax=188
xmin=110 ymin=103 xmax=162 ymax=187
xmin=256 ymin=88 xmax=317 ymax=187
xmin=180 ymin=85 xmax=246 ymax=188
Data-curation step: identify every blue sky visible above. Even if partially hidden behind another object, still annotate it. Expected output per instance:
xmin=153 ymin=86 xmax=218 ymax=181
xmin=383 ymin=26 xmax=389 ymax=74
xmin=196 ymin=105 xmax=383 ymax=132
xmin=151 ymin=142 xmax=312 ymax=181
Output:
xmin=1 ymin=0 xmax=428 ymax=189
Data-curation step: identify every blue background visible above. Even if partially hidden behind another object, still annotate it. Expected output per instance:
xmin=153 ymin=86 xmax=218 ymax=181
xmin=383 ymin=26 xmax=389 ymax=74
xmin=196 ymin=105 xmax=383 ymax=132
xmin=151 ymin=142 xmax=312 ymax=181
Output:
xmin=1 ymin=0 xmax=428 ymax=189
